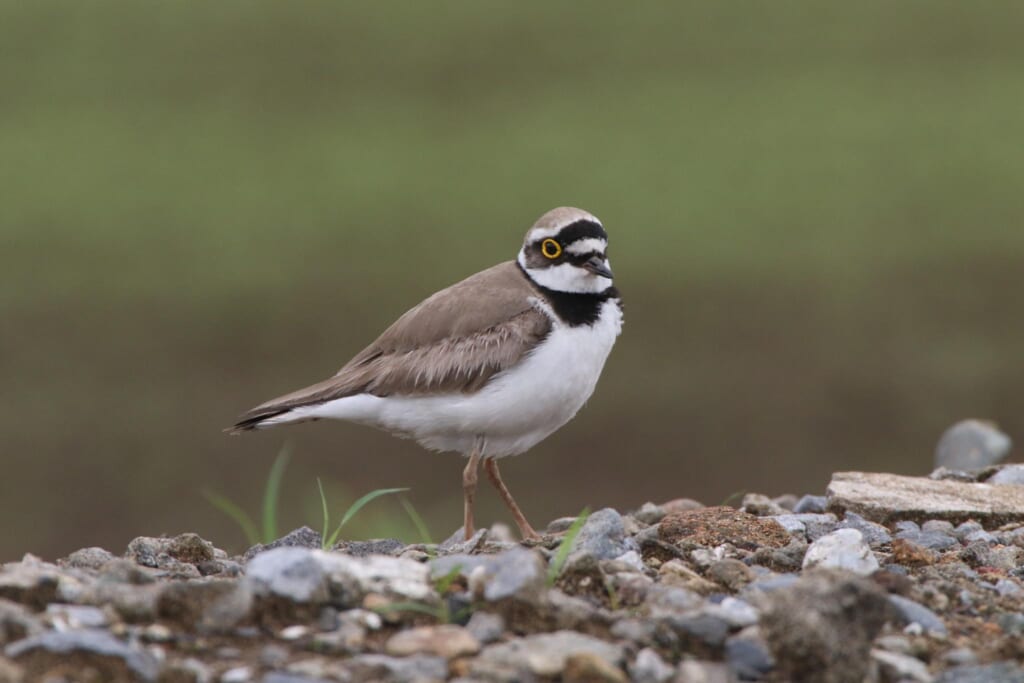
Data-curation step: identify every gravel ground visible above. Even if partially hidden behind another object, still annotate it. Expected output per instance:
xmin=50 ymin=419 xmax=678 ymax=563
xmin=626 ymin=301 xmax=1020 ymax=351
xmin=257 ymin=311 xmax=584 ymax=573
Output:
xmin=3 ymin=465 xmax=1024 ymax=682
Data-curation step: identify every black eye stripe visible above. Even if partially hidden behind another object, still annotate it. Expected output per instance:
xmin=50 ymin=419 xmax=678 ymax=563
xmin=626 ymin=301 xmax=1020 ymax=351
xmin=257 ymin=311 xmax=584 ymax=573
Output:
xmin=554 ymin=219 xmax=607 ymax=244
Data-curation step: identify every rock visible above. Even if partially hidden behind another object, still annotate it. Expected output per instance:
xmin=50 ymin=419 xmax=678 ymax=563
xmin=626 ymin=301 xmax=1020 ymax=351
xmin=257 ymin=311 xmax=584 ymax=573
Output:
xmin=61 ymin=547 xmax=117 ymax=570
xmin=345 ymin=653 xmax=448 ymax=682
xmin=666 ymin=613 xmax=731 ymax=649
xmin=988 ymin=464 xmax=1024 ymax=485
xmin=794 ymin=495 xmax=828 ymax=514
xmin=934 ymin=419 xmax=1011 ymax=470
xmin=871 ymin=649 xmax=932 ymax=682
xmin=465 ymin=611 xmax=505 ymax=644
xmin=316 ymin=552 xmax=432 ymax=603
xmin=934 ymin=663 xmax=1024 ymax=683
xmin=431 ymin=547 xmax=546 ymax=603
xmin=157 ymin=579 xmax=253 ymax=631
xmin=674 ymin=660 xmax=734 ymax=683
xmin=125 ymin=533 xmax=221 ymax=576
xmin=385 ymin=624 xmax=480 ymax=659
xmin=826 ymin=471 xmax=1024 ymax=526
xmin=438 ymin=528 xmax=487 ymax=555
xmin=658 ymin=560 xmax=718 ymax=595
xmin=888 ymin=595 xmax=947 ymax=636
xmin=890 ymin=538 xmax=938 ymax=567
xmin=706 ymin=559 xmax=754 ymax=592
xmin=473 ymin=631 xmax=624 ymax=679
xmin=741 ymin=493 xmax=787 ymax=516
xmin=4 ymin=630 xmax=159 ymax=682
xmin=771 ymin=513 xmax=838 ymax=541
xmin=566 ymin=508 xmax=636 ymax=564
xmin=893 ymin=521 xmax=958 ymax=552
xmin=564 ymin=651 xmax=627 ymax=683
xmin=758 ymin=570 xmax=893 ymax=683
xmin=0 ymin=559 xmax=61 ymax=609
xmin=659 ymin=507 xmax=791 ymax=551
xmin=802 ymin=529 xmax=879 ymax=575
xmin=336 ymin=538 xmax=407 ymax=557
xmin=706 ymin=597 xmax=759 ymax=628
xmin=161 ymin=657 xmax=212 ymax=683
xmin=835 ymin=512 xmax=892 ymax=547
xmin=0 ymin=658 xmax=22 ymax=683
xmin=243 ymin=527 xmax=323 ymax=562
xmin=0 ymin=601 xmax=41 ymax=645
xmin=633 ymin=503 xmax=667 ymax=526
xmin=246 ymin=548 xmax=328 ymax=604
xmin=628 ymin=648 xmax=674 ymax=683
xmin=44 ymin=604 xmax=108 ymax=629
xmin=263 ymin=672 xmax=333 ymax=683
xmin=725 ymin=628 xmax=774 ymax=680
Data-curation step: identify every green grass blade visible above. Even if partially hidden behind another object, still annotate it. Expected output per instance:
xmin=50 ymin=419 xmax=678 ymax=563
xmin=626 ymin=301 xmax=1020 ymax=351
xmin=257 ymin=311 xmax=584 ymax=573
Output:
xmin=547 ymin=507 xmax=590 ymax=586
xmin=202 ymin=490 xmax=260 ymax=546
xmin=370 ymin=601 xmax=442 ymax=619
xmin=261 ymin=445 xmax=291 ymax=543
xmin=317 ymin=477 xmax=331 ymax=550
xmin=400 ymin=496 xmax=434 ymax=546
xmin=325 ymin=487 xmax=409 ymax=548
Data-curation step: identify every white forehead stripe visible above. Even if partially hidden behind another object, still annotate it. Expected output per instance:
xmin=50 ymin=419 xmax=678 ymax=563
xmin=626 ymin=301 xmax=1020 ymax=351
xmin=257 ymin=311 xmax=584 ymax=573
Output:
xmin=566 ymin=238 xmax=607 ymax=255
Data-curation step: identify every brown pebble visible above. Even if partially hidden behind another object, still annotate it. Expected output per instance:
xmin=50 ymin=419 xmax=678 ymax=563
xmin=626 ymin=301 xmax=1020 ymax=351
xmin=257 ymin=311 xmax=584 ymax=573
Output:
xmin=563 ymin=652 xmax=628 ymax=683
xmin=890 ymin=538 xmax=938 ymax=567
xmin=659 ymin=507 xmax=791 ymax=551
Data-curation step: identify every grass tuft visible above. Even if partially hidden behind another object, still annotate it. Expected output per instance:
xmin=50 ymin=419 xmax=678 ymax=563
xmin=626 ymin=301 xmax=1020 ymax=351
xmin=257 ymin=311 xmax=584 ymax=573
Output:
xmin=204 ymin=445 xmax=291 ymax=546
xmin=547 ymin=507 xmax=590 ymax=586
xmin=318 ymin=484 xmax=409 ymax=550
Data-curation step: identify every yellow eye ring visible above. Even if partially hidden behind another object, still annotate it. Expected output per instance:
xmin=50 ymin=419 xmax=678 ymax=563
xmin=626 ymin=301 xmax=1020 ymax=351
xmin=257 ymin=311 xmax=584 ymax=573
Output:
xmin=541 ymin=238 xmax=562 ymax=259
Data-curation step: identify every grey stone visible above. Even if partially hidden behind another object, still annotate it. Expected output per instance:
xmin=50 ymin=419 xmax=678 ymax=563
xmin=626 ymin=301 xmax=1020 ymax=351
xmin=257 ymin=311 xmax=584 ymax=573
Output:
xmin=941 ymin=648 xmax=978 ymax=666
xmin=473 ymin=631 xmax=624 ymax=678
xmin=0 ymin=558 xmax=63 ymax=609
xmin=0 ymin=600 xmax=41 ymax=645
xmin=243 ymin=527 xmax=322 ymax=562
xmin=628 ymin=648 xmax=674 ymax=683
xmin=337 ymin=538 xmax=407 ymax=557
xmin=157 ymin=579 xmax=253 ymax=631
xmin=894 ymin=521 xmax=959 ymax=552
xmin=565 ymin=508 xmax=637 ymax=565
xmin=4 ymin=629 xmax=159 ymax=681
xmin=465 ymin=611 xmax=505 ymax=644
xmin=438 ymin=528 xmax=487 ymax=555
xmin=988 ymin=464 xmax=1024 ymax=485
xmin=935 ymin=419 xmax=1011 ymax=470
xmin=888 ymin=595 xmax=947 ymax=636
xmin=316 ymin=551 xmax=431 ymax=602
xmin=741 ymin=493 xmax=787 ymax=516
xmin=827 ymin=471 xmax=1024 ymax=526
xmin=162 ymin=657 xmax=212 ymax=683
xmin=965 ymin=529 xmax=998 ymax=545
xmin=431 ymin=547 xmax=545 ymax=603
xmin=345 ymin=653 xmax=449 ymax=682
xmin=870 ymin=649 xmax=932 ymax=683
xmin=771 ymin=514 xmax=837 ymax=541
xmin=61 ymin=547 xmax=117 ymax=570
xmin=262 ymin=673 xmax=333 ymax=683
xmin=994 ymin=579 xmax=1022 ymax=597
xmin=835 ymin=512 xmax=892 ymax=547
xmin=610 ymin=618 xmax=656 ymax=644
xmin=758 ymin=570 xmax=893 ymax=683
xmin=674 ymin=661 xmax=734 ymax=683
xmin=246 ymin=548 xmax=327 ymax=604
xmin=643 ymin=584 xmax=704 ymax=617
xmin=666 ymin=613 xmax=731 ymax=648
xmin=793 ymin=495 xmax=828 ymax=514
xmin=725 ymin=628 xmax=774 ymax=680
xmin=935 ymin=663 xmax=1024 ymax=683
xmin=44 ymin=604 xmax=108 ymax=629
xmin=633 ymin=502 xmax=667 ymax=526
xmin=922 ymin=520 xmax=956 ymax=535
xmin=706 ymin=597 xmax=759 ymax=628
xmin=802 ymin=529 xmax=879 ymax=575
xmin=953 ymin=521 xmax=985 ymax=541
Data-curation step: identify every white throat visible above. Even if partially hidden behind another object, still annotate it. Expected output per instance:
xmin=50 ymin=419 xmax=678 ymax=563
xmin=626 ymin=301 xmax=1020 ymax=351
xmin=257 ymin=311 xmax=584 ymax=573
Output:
xmin=517 ymin=250 xmax=614 ymax=294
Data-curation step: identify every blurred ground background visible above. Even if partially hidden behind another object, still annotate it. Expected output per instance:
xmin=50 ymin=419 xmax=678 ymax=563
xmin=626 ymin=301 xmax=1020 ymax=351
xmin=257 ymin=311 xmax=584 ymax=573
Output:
xmin=2 ymin=2 xmax=1023 ymax=560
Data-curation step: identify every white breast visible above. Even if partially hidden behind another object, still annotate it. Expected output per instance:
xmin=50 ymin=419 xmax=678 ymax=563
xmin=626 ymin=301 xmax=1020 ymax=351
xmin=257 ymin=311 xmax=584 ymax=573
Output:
xmin=299 ymin=298 xmax=623 ymax=457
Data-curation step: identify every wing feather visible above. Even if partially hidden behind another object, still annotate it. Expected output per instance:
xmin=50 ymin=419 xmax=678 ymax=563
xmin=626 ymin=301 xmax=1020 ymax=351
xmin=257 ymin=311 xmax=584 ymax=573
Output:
xmin=228 ymin=262 xmax=550 ymax=431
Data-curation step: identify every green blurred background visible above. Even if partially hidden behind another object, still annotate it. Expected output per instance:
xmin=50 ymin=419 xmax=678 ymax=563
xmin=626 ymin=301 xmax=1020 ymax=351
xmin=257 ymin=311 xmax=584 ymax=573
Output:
xmin=3 ymin=2 xmax=1022 ymax=561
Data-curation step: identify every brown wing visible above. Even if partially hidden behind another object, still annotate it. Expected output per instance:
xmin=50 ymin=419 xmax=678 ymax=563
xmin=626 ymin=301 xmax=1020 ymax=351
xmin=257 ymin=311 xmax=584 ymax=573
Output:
xmin=228 ymin=261 xmax=551 ymax=431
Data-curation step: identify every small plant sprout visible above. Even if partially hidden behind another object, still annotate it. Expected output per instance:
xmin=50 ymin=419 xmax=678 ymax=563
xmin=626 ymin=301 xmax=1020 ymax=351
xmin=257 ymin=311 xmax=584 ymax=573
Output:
xmin=317 ymin=480 xmax=409 ymax=550
xmin=400 ymin=496 xmax=434 ymax=546
xmin=547 ymin=507 xmax=590 ymax=586
xmin=372 ymin=564 xmax=469 ymax=624
xmin=204 ymin=445 xmax=292 ymax=546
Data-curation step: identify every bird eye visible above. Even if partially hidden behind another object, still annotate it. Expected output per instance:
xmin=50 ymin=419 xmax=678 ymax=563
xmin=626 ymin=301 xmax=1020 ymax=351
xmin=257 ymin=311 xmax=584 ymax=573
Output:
xmin=541 ymin=239 xmax=562 ymax=259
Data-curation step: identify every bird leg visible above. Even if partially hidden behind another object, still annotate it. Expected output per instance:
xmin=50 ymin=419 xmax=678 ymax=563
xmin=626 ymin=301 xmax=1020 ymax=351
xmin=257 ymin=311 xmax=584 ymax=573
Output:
xmin=483 ymin=457 xmax=540 ymax=540
xmin=462 ymin=438 xmax=484 ymax=540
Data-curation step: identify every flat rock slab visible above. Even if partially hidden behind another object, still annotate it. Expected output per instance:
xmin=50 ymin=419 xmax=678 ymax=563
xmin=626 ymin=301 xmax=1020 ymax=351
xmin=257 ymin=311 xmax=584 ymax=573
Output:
xmin=826 ymin=471 xmax=1024 ymax=526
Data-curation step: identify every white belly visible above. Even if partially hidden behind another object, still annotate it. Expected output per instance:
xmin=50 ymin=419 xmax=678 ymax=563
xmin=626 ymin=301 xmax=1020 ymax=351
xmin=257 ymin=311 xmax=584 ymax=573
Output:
xmin=299 ymin=299 xmax=623 ymax=457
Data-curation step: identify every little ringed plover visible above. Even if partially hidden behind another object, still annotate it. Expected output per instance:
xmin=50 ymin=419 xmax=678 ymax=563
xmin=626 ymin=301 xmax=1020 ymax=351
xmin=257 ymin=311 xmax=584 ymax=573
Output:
xmin=228 ymin=206 xmax=623 ymax=540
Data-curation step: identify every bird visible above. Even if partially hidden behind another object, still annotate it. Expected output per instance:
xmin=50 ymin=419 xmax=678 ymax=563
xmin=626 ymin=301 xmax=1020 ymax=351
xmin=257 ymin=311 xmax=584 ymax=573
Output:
xmin=227 ymin=207 xmax=623 ymax=540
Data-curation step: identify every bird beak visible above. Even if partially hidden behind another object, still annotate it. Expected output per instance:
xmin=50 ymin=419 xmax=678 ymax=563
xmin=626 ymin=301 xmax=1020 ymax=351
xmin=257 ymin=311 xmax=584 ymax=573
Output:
xmin=583 ymin=255 xmax=614 ymax=279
